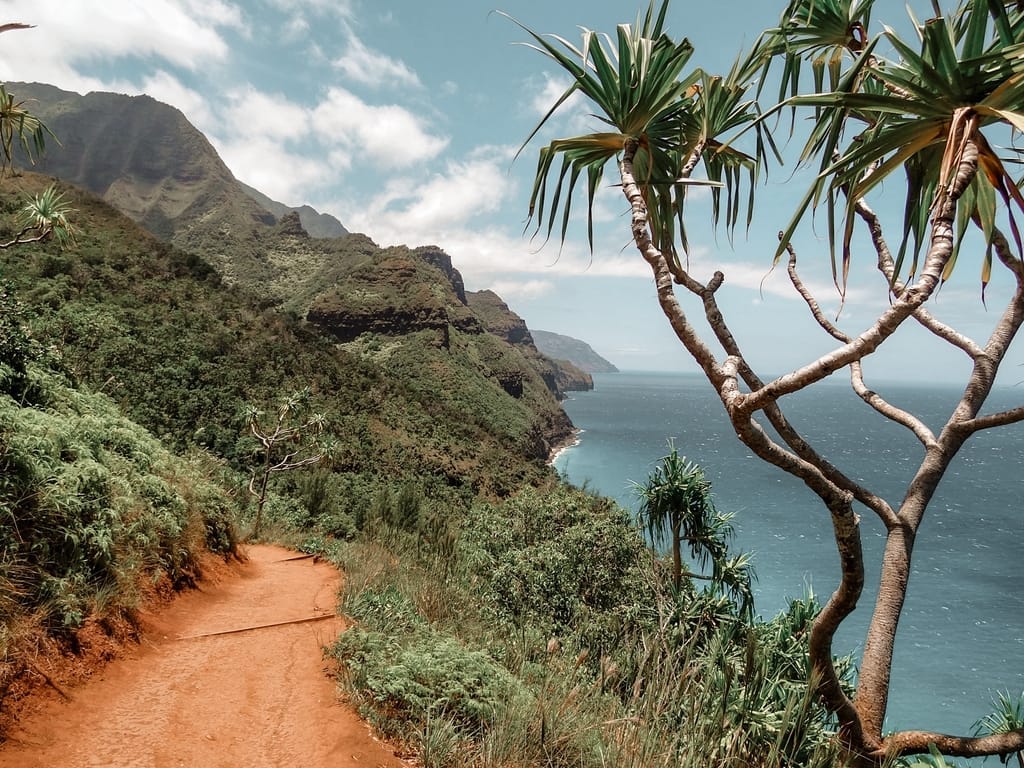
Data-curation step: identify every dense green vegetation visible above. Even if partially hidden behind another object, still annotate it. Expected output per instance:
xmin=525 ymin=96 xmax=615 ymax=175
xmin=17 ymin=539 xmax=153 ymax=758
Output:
xmin=326 ymin=484 xmax=848 ymax=768
xmin=0 ymin=170 xmax=570 ymax=723
xmin=0 ymin=175 xmax=560 ymax=493
xmin=0 ymin=280 xmax=237 ymax=699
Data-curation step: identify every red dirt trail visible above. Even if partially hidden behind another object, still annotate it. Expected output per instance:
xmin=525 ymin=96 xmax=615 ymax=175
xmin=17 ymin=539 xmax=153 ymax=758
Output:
xmin=0 ymin=544 xmax=409 ymax=768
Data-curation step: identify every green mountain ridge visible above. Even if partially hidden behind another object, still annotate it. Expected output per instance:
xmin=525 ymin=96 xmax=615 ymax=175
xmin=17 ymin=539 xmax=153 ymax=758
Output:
xmin=7 ymin=81 xmax=588 ymax=403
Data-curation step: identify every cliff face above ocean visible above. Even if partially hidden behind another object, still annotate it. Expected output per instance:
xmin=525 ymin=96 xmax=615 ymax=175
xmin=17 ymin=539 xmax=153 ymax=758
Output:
xmin=8 ymin=82 xmax=604 ymax=459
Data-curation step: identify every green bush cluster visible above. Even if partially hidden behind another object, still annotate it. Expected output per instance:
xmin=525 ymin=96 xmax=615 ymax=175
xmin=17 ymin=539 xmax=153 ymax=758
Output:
xmin=333 ymin=586 xmax=521 ymax=737
xmin=332 ymin=483 xmax=847 ymax=767
xmin=460 ymin=486 xmax=649 ymax=649
xmin=0 ymin=362 xmax=236 ymax=634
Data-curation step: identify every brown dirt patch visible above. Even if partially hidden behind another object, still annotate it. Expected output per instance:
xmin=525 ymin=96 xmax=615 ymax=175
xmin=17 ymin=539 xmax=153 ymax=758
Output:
xmin=0 ymin=544 xmax=409 ymax=768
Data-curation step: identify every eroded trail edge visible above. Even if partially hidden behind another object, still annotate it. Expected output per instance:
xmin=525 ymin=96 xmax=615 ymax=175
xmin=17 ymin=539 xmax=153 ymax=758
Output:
xmin=0 ymin=544 xmax=406 ymax=768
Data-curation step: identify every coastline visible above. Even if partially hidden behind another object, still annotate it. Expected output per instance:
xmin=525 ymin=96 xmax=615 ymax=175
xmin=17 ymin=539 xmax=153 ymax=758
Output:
xmin=547 ymin=428 xmax=583 ymax=466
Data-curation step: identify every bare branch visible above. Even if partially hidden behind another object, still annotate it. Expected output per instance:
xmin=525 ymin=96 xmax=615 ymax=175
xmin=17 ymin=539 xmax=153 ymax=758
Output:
xmin=785 ymin=236 xmax=849 ymax=343
xmin=849 ymin=363 xmax=937 ymax=450
xmin=958 ymin=405 xmax=1024 ymax=432
xmin=881 ymin=726 xmax=1024 ymax=762
xmin=991 ymin=225 xmax=1024 ymax=280
xmin=740 ymin=141 xmax=978 ymax=416
xmin=854 ymin=196 xmax=982 ymax=358
xmin=0 ymin=224 xmax=53 ymax=249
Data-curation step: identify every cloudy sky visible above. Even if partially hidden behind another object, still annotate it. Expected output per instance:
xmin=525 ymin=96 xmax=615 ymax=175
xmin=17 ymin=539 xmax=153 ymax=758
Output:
xmin=0 ymin=0 xmax=1020 ymax=384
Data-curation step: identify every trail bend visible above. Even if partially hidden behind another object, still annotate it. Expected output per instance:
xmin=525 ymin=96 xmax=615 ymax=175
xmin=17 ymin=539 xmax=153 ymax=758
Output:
xmin=0 ymin=544 xmax=407 ymax=768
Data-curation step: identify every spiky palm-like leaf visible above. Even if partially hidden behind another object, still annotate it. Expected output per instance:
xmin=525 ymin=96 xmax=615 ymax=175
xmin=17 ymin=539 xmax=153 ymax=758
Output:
xmin=973 ymin=690 xmax=1024 ymax=768
xmin=768 ymin=1 xmax=1024 ymax=293
xmin=750 ymin=0 xmax=874 ymax=99
xmin=22 ymin=185 xmax=75 ymax=249
xmin=507 ymin=2 xmax=697 ymax=256
xmin=0 ymin=84 xmax=54 ymax=176
xmin=511 ymin=1 xmax=771 ymax=267
xmin=0 ymin=185 xmax=75 ymax=250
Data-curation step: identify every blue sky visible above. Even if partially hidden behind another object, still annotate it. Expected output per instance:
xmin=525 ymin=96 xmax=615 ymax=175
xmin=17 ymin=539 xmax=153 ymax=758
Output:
xmin=0 ymin=0 xmax=1021 ymax=384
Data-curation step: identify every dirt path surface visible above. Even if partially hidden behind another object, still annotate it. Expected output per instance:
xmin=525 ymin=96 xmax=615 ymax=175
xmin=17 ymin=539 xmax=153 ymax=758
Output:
xmin=0 ymin=545 xmax=408 ymax=768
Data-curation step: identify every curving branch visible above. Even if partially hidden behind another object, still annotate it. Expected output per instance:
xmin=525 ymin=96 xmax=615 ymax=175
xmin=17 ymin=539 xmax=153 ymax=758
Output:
xmin=879 ymin=726 xmax=1024 ymax=763
xmin=785 ymin=236 xmax=935 ymax=496
xmin=0 ymin=224 xmax=55 ymax=249
xmin=958 ymin=406 xmax=1024 ymax=432
xmin=734 ymin=142 xmax=979 ymax=421
xmin=853 ymin=197 xmax=983 ymax=358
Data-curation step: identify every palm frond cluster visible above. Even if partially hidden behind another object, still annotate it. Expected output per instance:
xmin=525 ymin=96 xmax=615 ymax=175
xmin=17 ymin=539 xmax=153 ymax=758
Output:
xmin=519 ymin=0 xmax=1024 ymax=293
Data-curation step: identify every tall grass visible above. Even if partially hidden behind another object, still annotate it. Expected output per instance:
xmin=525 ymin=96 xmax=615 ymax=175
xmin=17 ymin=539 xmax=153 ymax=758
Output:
xmin=325 ymin=485 xmax=848 ymax=767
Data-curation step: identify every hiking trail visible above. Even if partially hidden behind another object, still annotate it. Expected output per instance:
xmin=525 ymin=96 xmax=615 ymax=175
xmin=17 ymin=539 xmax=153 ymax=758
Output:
xmin=0 ymin=544 xmax=407 ymax=768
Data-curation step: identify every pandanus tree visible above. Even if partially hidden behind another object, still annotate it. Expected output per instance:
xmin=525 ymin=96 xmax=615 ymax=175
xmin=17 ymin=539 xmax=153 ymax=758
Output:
xmin=0 ymin=24 xmax=72 ymax=250
xmin=511 ymin=0 xmax=1024 ymax=764
xmin=633 ymin=444 xmax=755 ymax=618
xmin=0 ymin=24 xmax=53 ymax=178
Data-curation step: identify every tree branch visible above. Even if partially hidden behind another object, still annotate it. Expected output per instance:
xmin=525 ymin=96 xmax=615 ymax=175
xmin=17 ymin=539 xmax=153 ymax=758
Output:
xmin=853 ymin=196 xmax=982 ymax=358
xmin=958 ymin=406 xmax=1024 ymax=432
xmin=880 ymin=727 xmax=1024 ymax=762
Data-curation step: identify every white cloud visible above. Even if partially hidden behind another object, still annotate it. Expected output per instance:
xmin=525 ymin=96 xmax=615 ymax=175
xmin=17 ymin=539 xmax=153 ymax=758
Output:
xmin=180 ymin=0 xmax=246 ymax=32
xmin=332 ymin=29 xmax=421 ymax=89
xmin=489 ymin=279 xmax=555 ymax=301
xmin=0 ymin=2 xmax=233 ymax=70
xmin=0 ymin=1 xmax=241 ymax=105
xmin=281 ymin=16 xmax=311 ymax=40
xmin=221 ymin=86 xmax=311 ymax=141
xmin=527 ymin=72 xmax=594 ymax=135
xmin=380 ymin=158 xmax=514 ymax=231
xmin=263 ymin=0 xmax=354 ymax=17
xmin=216 ymin=135 xmax=332 ymax=204
xmin=312 ymin=86 xmax=448 ymax=168
xmin=138 ymin=71 xmax=213 ymax=132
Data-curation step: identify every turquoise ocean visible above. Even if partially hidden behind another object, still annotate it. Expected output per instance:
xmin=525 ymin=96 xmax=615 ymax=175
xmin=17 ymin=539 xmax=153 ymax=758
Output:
xmin=553 ymin=371 xmax=1023 ymax=739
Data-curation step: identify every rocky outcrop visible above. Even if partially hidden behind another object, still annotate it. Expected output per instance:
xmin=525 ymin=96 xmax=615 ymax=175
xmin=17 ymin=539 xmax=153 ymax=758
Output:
xmin=273 ymin=211 xmax=309 ymax=238
xmin=238 ymin=180 xmax=347 ymax=238
xmin=415 ymin=246 xmax=467 ymax=304
xmin=550 ymin=359 xmax=594 ymax=392
xmin=466 ymin=290 xmax=591 ymax=398
xmin=306 ymin=247 xmax=481 ymax=345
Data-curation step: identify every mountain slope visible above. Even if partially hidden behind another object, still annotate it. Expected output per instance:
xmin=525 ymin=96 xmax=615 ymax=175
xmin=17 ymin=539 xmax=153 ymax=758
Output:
xmin=532 ymin=330 xmax=618 ymax=373
xmin=0 ymin=174 xmax=566 ymax=495
xmin=238 ymin=180 xmax=348 ymax=239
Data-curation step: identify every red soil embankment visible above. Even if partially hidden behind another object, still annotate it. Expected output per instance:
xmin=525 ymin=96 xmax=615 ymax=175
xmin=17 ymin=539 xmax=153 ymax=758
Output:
xmin=0 ymin=544 xmax=408 ymax=768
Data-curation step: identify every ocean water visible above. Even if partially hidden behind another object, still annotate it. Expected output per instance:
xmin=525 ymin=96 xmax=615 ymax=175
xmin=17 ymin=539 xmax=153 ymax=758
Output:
xmin=554 ymin=371 xmax=1023 ymax=738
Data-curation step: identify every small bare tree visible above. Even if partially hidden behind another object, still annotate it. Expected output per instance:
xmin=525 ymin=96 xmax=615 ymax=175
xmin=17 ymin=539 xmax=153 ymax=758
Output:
xmin=245 ymin=389 xmax=327 ymax=538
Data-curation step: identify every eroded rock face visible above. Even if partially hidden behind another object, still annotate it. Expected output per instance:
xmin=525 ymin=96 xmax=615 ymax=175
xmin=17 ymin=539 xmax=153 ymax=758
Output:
xmin=466 ymin=290 xmax=592 ymax=397
xmin=306 ymin=248 xmax=481 ymax=345
xmin=416 ymin=246 xmax=467 ymax=305
xmin=550 ymin=359 xmax=594 ymax=393
xmin=466 ymin=290 xmax=533 ymax=346
xmin=273 ymin=211 xmax=308 ymax=238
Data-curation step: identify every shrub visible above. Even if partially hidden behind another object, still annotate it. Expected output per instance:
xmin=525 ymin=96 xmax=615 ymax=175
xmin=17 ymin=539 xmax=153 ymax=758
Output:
xmin=0 ymin=366 xmax=238 ymax=634
xmin=460 ymin=486 xmax=649 ymax=637
xmin=333 ymin=627 xmax=520 ymax=735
